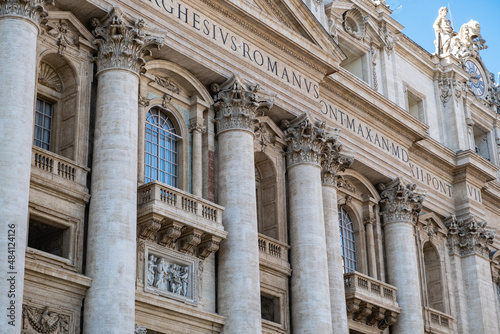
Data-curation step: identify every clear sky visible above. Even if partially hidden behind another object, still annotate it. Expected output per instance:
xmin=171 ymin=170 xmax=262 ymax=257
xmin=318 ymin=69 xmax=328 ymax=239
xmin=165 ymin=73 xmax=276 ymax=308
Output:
xmin=387 ymin=0 xmax=500 ymax=85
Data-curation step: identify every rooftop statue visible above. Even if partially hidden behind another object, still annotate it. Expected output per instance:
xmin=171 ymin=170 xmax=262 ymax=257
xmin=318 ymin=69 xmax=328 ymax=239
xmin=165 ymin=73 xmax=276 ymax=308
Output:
xmin=433 ymin=7 xmax=487 ymax=58
xmin=433 ymin=7 xmax=454 ymax=55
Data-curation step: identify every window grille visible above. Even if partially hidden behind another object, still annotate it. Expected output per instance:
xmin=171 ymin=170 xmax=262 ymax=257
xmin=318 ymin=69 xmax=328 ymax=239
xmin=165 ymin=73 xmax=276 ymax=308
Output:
xmin=34 ymin=98 xmax=53 ymax=150
xmin=339 ymin=207 xmax=357 ymax=273
xmin=145 ymin=108 xmax=180 ymax=187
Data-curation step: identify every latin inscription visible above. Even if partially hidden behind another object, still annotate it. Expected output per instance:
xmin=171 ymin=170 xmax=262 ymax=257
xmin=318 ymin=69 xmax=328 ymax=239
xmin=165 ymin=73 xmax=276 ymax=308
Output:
xmin=146 ymin=0 xmax=320 ymax=98
xmin=466 ymin=183 xmax=482 ymax=203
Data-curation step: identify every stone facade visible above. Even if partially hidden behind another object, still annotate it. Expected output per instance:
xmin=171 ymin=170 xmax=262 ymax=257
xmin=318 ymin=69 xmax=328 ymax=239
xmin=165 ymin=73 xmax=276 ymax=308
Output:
xmin=1 ymin=1 xmax=500 ymax=334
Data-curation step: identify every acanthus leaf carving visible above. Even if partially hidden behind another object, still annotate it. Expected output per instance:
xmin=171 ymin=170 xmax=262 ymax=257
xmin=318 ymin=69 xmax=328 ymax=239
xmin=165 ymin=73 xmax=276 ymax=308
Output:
xmin=178 ymin=228 xmax=203 ymax=255
xmin=321 ymin=139 xmax=354 ymax=187
xmin=157 ymin=221 xmax=184 ymax=248
xmin=212 ymin=74 xmax=275 ymax=133
xmin=137 ymin=218 xmax=162 ymax=241
xmin=445 ymin=215 xmax=495 ymax=257
xmin=378 ymin=178 xmax=425 ymax=224
xmin=197 ymin=235 xmax=221 ymax=260
xmin=282 ymin=112 xmax=338 ymax=167
xmin=0 ymin=0 xmax=53 ymax=25
xmin=91 ymin=7 xmax=165 ymax=74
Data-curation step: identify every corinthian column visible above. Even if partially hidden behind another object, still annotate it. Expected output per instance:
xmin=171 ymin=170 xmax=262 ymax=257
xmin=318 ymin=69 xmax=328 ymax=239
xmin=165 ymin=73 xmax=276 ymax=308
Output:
xmin=84 ymin=8 xmax=164 ymax=334
xmin=213 ymin=74 xmax=275 ymax=334
xmin=0 ymin=1 xmax=51 ymax=332
xmin=321 ymin=141 xmax=353 ymax=334
xmin=283 ymin=112 xmax=335 ymax=333
xmin=378 ymin=179 xmax=425 ymax=334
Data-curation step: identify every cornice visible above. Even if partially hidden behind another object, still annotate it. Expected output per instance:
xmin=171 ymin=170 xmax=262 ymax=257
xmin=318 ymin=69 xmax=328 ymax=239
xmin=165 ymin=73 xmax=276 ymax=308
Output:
xmin=453 ymin=150 xmax=499 ymax=183
xmin=411 ymin=138 xmax=456 ymax=175
xmin=322 ymin=71 xmax=428 ymax=145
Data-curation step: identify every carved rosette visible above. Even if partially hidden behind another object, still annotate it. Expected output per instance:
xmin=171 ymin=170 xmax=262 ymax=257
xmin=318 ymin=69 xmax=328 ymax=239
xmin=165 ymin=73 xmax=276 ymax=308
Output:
xmin=445 ymin=215 xmax=495 ymax=258
xmin=91 ymin=7 xmax=165 ymax=75
xmin=378 ymin=179 xmax=425 ymax=224
xmin=212 ymin=74 xmax=275 ymax=134
xmin=321 ymin=141 xmax=354 ymax=187
xmin=0 ymin=0 xmax=52 ymax=24
xmin=282 ymin=112 xmax=338 ymax=167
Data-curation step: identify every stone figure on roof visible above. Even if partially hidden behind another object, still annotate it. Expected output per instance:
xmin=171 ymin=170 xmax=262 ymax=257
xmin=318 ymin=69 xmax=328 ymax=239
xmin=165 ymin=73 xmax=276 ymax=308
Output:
xmin=433 ymin=7 xmax=454 ymax=55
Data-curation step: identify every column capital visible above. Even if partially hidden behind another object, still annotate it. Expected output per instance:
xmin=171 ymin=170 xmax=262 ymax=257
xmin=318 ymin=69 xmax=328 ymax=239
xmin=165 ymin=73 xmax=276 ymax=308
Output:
xmin=445 ymin=215 xmax=495 ymax=258
xmin=91 ymin=7 xmax=165 ymax=75
xmin=212 ymin=74 xmax=275 ymax=134
xmin=321 ymin=141 xmax=354 ymax=187
xmin=0 ymin=0 xmax=52 ymax=25
xmin=378 ymin=178 xmax=425 ymax=224
xmin=282 ymin=112 xmax=338 ymax=168
xmin=189 ymin=122 xmax=207 ymax=134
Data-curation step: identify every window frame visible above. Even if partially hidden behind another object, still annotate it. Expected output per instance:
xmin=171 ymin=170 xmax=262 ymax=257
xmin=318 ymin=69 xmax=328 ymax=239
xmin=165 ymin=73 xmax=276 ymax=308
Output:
xmin=339 ymin=206 xmax=357 ymax=273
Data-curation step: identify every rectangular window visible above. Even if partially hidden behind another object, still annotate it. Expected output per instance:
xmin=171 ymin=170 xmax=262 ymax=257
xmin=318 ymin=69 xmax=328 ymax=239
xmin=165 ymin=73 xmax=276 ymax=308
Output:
xmin=34 ymin=98 xmax=53 ymax=150
xmin=261 ymin=293 xmax=281 ymax=324
xmin=28 ymin=219 xmax=69 ymax=258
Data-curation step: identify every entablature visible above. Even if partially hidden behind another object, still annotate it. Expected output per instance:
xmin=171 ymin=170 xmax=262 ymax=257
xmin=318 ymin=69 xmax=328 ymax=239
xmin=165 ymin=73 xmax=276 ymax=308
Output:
xmin=454 ymin=150 xmax=499 ymax=184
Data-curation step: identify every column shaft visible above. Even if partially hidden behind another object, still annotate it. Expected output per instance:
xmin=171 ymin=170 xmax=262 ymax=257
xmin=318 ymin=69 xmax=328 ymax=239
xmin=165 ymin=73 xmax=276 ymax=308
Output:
xmin=365 ymin=220 xmax=377 ymax=278
xmin=0 ymin=17 xmax=39 ymax=333
xmin=84 ymin=69 xmax=139 ymax=333
xmin=217 ymin=129 xmax=261 ymax=334
xmin=322 ymin=185 xmax=349 ymax=333
xmin=384 ymin=220 xmax=423 ymax=333
xmin=289 ymin=164 xmax=332 ymax=333
xmin=191 ymin=128 xmax=202 ymax=197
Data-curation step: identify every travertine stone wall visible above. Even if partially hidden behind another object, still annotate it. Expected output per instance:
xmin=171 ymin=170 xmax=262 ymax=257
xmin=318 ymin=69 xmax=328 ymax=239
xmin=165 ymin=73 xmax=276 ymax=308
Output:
xmin=0 ymin=17 xmax=39 ymax=333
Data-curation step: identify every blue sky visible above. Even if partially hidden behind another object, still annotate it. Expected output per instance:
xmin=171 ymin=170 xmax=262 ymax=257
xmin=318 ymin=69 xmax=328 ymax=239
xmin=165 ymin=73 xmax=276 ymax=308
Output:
xmin=387 ymin=0 xmax=500 ymax=84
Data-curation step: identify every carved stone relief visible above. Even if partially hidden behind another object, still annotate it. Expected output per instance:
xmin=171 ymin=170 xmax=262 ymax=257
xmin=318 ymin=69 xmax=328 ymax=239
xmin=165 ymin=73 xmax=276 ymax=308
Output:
xmin=0 ymin=0 xmax=52 ymax=24
xmin=22 ymin=305 xmax=70 ymax=334
xmin=45 ymin=20 xmax=77 ymax=55
xmin=144 ymin=246 xmax=199 ymax=305
xmin=320 ymin=140 xmax=354 ymax=187
xmin=38 ymin=62 xmax=63 ymax=93
xmin=343 ymin=8 xmax=365 ymax=40
xmin=154 ymin=75 xmax=180 ymax=94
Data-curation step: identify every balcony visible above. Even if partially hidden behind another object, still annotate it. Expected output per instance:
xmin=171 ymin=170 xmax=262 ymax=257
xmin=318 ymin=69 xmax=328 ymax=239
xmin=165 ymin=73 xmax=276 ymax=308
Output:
xmin=31 ymin=146 xmax=89 ymax=200
xmin=344 ymin=271 xmax=401 ymax=330
xmin=137 ymin=181 xmax=226 ymax=259
xmin=423 ymin=307 xmax=455 ymax=334
xmin=258 ymin=234 xmax=291 ymax=275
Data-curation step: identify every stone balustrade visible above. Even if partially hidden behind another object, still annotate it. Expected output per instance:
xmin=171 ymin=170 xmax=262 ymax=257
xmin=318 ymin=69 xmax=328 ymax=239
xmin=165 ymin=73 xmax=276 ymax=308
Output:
xmin=257 ymin=233 xmax=291 ymax=274
xmin=344 ymin=271 xmax=401 ymax=330
xmin=423 ymin=307 xmax=454 ymax=334
xmin=31 ymin=146 xmax=89 ymax=195
xmin=137 ymin=181 xmax=226 ymax=259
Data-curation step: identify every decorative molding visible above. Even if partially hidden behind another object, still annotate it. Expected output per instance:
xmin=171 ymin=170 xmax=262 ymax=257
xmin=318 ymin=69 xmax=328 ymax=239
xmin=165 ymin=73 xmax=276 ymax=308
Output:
xmin=343 ymin=8 xmax=365 ymax=40
xmin=178 ymin=228 xmax=203 ymax=255
xmin=189 ymin=122 xmax=207 ymax=134
xmin=212 ymin=74 xmax=275 ymax=134
xmin=438 ymin=77 xmax=452 ymax=105
xmin=321 ymin=141 xmax=354 ymax=187
xmin=158 ymin=221 xmax=183 ymax=248
xmin=138 ymin=95 xmax=151 ymax=107
xmin=135 ymin=325 xmax=147 ymax=334
xmin=254 ymin=123 xmax=275 ymax=151
xmin=370 ymin=46 xmax=378 ymax=90
xmin=137 ymin=218 xmax=162 ymax=240
xmin=337 ymin=178 xmax=356 ymax=193
xmin=38 ymin=62 xmax=63 ymax=92
xmin=282 ymin=112 xmax=338 ymax=167
xmin=46 ymin=19 xmax=76 ymax=54
xmin=445 ymin=215 xmax=495 ymax=258
xmin=154 ymin=75 xmax=180 ymax=94
xmin=197 ymin=235 xmax=221 ymax=260
xmin=0 ymin=0 xmax=52 ymax=25
xmin=91 ymin=7 xmax=165 ymax=74
xmin=378 ymin=178 xmax=425 ymax=224
xmin=22 ymin=305 xmax=69 ymax=334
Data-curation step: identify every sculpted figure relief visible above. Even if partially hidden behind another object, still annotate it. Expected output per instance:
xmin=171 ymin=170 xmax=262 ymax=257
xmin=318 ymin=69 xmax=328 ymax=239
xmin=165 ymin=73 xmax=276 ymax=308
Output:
xmin=148 ymin=256 xmax=190 ymax=297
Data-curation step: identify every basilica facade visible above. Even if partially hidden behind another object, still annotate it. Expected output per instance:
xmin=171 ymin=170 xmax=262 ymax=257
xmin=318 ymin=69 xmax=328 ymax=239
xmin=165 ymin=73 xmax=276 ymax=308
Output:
xmin=1 ymin=0 xmax=500 ymax=333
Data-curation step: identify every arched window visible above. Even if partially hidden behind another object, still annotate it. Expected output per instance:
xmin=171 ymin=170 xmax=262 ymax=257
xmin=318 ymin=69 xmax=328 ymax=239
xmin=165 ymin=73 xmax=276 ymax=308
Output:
xmin=423 ymin=242 xmax=444 ymax=312
xmin=145 ymin=108 xmax=181 ymax=186
xmin=339 ymin=207 xmax=357 ymax=273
